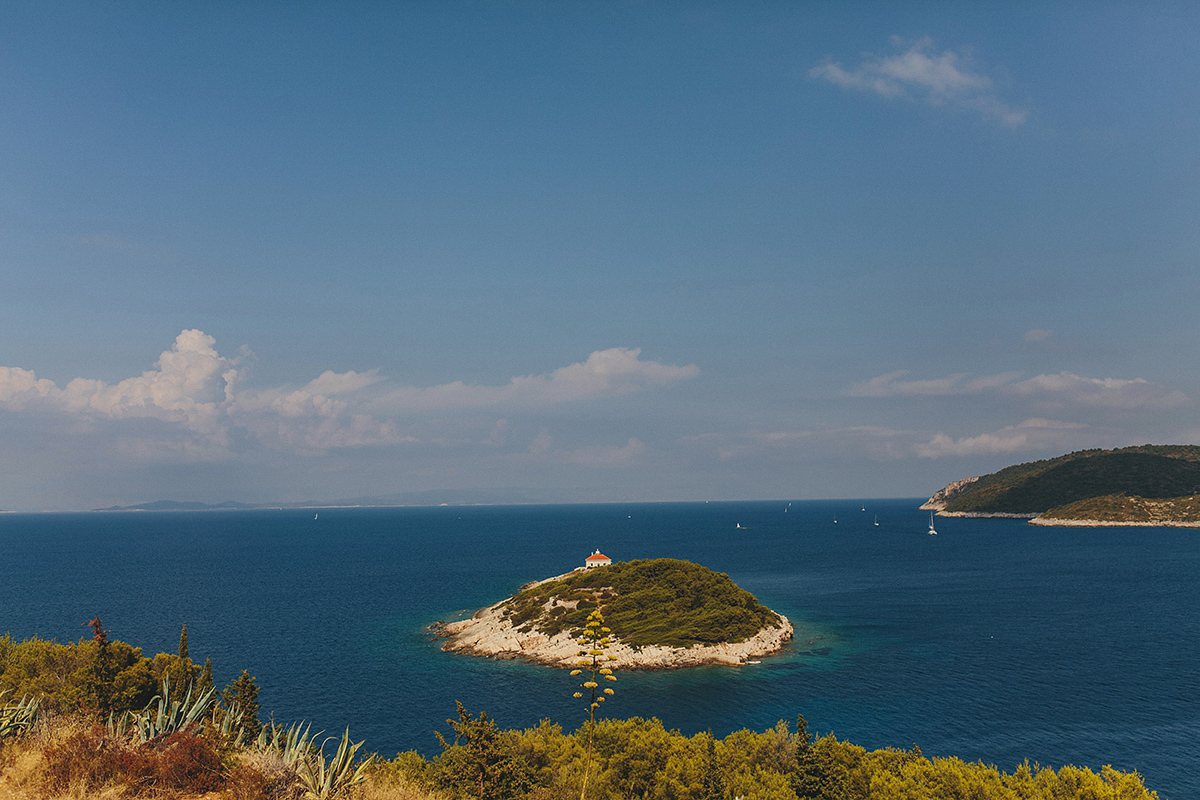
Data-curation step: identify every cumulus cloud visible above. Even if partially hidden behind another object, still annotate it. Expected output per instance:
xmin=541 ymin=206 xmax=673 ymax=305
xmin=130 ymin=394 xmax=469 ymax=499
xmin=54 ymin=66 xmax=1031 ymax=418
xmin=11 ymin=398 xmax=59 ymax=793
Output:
xmin=0 ymin=330 xmax=699 ymax=460
xmin=915 ymin=418 xmax=1087 ymax=458
xmin=849 ymin=369 xmax=1189 ymax=410
xmin=0 ymin=330 xmax=246 ymax=454
xmin=811 ymin=37 xmax=1027 ymax=127
xmin=362 ymin=347 xmax=699 ymax=414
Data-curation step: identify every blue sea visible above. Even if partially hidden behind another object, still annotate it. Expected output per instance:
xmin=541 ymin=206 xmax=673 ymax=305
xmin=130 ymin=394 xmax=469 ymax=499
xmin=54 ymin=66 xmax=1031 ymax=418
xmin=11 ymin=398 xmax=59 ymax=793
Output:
xmin=1 ymin=500 xmax=1197 ymax=799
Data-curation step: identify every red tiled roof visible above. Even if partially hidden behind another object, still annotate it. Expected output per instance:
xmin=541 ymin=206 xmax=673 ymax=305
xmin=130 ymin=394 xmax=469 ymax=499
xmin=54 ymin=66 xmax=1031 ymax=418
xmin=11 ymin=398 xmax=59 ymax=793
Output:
xmin=585 ymin=552 xmax=610 ymax=561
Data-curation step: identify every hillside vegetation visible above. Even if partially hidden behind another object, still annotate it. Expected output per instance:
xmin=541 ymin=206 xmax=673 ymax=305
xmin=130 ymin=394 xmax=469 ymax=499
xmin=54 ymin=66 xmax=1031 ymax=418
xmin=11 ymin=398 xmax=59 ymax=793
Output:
xmin=926 ymin=445 xmax=1200 ymax=520
xmin=0 ymin=629 xmax=1160 ymax=799
xmin=499 ymin=558 xmax=782 ymax=648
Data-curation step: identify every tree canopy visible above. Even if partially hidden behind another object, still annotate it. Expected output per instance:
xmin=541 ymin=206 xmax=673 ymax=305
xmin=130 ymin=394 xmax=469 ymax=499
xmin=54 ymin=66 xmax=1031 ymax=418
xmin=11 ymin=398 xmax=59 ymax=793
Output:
xmin=501 ymin=558 xmax=782 ymax=648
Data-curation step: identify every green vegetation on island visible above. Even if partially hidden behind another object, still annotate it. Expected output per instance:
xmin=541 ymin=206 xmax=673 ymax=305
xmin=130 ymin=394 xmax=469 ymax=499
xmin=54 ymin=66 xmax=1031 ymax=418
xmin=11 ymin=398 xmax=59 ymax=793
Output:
xmin=500 ymin=558 xmax=781 ymax=648
xmin=0 ymin=624 xmax=1161 ymax=799
xmin=926 ymin=444 xmax=1200 ymax=523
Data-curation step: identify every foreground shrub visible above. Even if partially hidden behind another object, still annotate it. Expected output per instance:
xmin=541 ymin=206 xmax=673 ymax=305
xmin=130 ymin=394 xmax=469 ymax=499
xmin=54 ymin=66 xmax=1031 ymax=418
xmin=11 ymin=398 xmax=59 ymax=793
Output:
xmin=150 ymin=729 xmax=224 ymax=793
xmin=40 ymin=723 xmax=130 ymax=794
xmin=38 ymin=720 xmax=225 ymax=796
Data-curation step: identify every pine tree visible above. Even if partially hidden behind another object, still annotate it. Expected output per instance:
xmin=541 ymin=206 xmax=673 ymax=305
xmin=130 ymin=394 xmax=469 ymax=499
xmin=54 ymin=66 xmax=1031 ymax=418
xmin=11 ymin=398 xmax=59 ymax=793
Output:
xmin=222 ymin=670 xmax=261 ymax=739
xmin=702 ymin=731 xmax=725 ymax=800
xmin=178 ymin=624 xmax=189 ymax=660
xmin=792 ymin=714 xmax=846 ymax=800
xmin=434 ymin=702 xmax=530 ymax=800
xmin=197 ymin=658 xmax=214 ymax=695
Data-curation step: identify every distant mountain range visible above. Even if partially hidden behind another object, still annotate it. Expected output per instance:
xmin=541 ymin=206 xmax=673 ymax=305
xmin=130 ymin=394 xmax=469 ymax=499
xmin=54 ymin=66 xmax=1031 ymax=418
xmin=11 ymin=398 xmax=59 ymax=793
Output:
xmin=95 ymin=500 xmax=261 ymax=512
xmin=922 ymin=444 xmax=1200 ymax=526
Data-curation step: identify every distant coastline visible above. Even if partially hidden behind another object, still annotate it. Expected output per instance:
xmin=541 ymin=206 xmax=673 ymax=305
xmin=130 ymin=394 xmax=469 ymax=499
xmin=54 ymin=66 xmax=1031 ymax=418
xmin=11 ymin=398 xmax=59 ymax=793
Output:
xmin=923 ymin=445 xmax=1200 ymax=527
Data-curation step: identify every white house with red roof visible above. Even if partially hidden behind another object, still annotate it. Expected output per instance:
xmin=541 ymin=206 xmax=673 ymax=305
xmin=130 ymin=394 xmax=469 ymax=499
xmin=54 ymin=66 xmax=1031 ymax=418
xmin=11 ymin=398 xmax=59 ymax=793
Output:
xmin=584 ymin=550 xmax=612 ymax=568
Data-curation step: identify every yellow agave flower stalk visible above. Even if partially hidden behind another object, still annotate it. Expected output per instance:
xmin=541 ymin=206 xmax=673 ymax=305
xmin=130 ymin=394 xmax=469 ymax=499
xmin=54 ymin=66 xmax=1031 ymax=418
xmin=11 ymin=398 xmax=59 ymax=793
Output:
xmin=573 ymin=609 xmax=616 ymax=800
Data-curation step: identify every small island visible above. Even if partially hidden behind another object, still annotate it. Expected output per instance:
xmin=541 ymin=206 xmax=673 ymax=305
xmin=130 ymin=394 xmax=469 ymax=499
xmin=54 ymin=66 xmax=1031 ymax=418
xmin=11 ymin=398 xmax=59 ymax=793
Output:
xmin=923 ymin=444 xmax=1200 ymax=527
xmin=437 ymin=556 xmax=794 ymax=669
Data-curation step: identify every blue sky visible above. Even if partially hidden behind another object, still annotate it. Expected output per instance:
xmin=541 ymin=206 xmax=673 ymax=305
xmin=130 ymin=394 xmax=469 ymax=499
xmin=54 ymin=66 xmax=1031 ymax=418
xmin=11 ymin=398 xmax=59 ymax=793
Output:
xmin=1 ymin=2 xmax=1198 ymax=510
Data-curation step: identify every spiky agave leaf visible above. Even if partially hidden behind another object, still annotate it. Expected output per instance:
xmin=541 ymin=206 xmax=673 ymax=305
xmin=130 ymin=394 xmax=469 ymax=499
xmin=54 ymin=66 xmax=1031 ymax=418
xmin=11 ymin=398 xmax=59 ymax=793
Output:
xmin=255 ymin=720 xmax=318 ymax=769
xmin=131 ymin=675 xmax=217 ymax=742
xmin=297 ymin=727 xmax=372 ymax=799
xmin=0 ymin=692 xmax=40 ymax=740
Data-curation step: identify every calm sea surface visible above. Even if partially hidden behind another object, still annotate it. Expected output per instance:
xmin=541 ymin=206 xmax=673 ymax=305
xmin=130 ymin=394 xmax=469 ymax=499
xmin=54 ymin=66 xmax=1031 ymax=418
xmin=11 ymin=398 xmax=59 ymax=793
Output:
xmin=1 ymin=501 xmax=1197 ymax=798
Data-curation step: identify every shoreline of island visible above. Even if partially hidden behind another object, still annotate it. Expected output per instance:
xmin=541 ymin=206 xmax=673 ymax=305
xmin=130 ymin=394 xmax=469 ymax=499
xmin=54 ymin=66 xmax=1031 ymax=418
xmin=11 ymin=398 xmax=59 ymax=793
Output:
xmin=434 ymin=569 xmax=794 ymax=670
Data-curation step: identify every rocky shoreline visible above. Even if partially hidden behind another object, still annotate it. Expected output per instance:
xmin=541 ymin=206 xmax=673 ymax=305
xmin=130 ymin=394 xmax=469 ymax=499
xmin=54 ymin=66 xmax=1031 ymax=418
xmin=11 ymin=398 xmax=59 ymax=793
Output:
xmin=934 ymin=511 xmax=1037 ymax=519
xmin=434 ymin=574 xmax=794 ymax=670
xmin=924 ymin=509 xmax=1200 ymax=527
xmin=1028 ymin=516 xmax=1200 ymax=528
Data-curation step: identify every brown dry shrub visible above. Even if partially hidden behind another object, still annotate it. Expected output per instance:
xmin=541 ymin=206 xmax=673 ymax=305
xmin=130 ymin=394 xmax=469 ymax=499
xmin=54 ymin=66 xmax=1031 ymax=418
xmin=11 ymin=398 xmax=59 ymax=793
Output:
xmin=38 ymin=722 xmax=224 ymax=798
xmin=221 ymin=752 xmax=300 ymax=800
xmin=223 ymin=763 xmax=271 ymax=800
xmin=146 ymin=730 xmax=223 ymax=794
xmin=39 ymin=723 xmax=133 ymax=794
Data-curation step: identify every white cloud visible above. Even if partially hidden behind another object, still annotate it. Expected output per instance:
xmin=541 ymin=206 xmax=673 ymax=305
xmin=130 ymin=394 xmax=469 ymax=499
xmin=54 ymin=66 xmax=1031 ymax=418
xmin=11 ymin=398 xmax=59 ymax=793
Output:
xmin=303 ymin=369 xmax=385 ymax=397
xmin=0 ymin=330 xmax=246 ymax=454
xmin=849 ymin=369 xmax=1189 ymax=410
xmin=811 ymin=37 xmax=1028 ymax=127
xmin=0 ymin=367 xmax=58 ymax=409
xmin=702 ymin=418 xmax=1093 ymax=463
xmin=848 ymin=370 xmax=1021 ymax=397
xmin=0 ymin=331 xmax=697 ymax=461
xmin=1007 ymin=372 xmax=1190 ymax=410
xmin=915 ymin=418 xmax=1087 ymax=458
xmin=707 ymin=426 xmax=913 ymax=462
xmin=363 ymin=347 xmax=699 ymax=414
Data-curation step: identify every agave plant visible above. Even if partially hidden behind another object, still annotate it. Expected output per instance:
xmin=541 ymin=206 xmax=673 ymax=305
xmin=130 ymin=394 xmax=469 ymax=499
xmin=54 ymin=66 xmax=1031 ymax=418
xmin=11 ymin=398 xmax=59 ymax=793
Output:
xmin=213 ymin=700 xmax=248 ymax=746
xmin=118 ymin=676 xmax=217 ymax=743
xmin=296 ymin=727 xmax=373 ymax=799
xmin=0 ymin=691 xmax=40 ymax=741
xmin=255 ymin=720 xmax=318 ymax=769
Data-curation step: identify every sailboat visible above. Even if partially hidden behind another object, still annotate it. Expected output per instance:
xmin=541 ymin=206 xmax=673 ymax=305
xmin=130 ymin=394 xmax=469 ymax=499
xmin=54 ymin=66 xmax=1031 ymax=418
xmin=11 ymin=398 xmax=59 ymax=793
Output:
xmin=927 ymin=512 xmax=937 ymax=536
xmin=874 ymin=515 xmax=879 ymax=527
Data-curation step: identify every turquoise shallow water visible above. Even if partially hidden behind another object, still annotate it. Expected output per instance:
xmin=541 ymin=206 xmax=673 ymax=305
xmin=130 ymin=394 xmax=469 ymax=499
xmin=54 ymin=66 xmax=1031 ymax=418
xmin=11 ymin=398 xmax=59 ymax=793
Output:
xmin=1 ymin=500 xmax=1197 ymax=799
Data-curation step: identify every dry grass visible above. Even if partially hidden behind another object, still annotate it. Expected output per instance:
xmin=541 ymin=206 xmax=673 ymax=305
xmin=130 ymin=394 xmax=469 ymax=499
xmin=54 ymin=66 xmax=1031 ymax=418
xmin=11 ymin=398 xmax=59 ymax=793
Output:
xmin=0 ymin=714 xmax=444 ymax=800
xmin=356 ymin=777 xmax=449 ymax=800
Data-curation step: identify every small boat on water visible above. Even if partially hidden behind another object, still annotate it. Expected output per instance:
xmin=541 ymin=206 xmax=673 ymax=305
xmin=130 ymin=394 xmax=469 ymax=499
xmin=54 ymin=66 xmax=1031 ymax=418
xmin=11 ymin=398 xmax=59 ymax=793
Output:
xmin=927 ymin=512 xmax=937 ymax=536
xmin=735 ymin=523 xmax=748 ymax=530
xmin=874 ymin=515 xmax=879 ymax=527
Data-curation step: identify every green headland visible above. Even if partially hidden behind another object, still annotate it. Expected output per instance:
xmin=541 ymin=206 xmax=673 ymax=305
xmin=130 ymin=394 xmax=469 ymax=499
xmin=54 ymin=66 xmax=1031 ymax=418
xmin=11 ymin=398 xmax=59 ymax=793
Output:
xmin=923 ymin=444 xmax=1200 ymax=525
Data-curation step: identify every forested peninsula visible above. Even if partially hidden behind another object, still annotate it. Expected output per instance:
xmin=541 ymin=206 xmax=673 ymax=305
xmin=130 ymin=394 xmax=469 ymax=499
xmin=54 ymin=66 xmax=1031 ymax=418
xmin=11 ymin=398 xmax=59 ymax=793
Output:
xmin=923 ymin=444 xmax=1200 ymax=526
xmin=437 ymin=558 xmax=794 ymax=669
